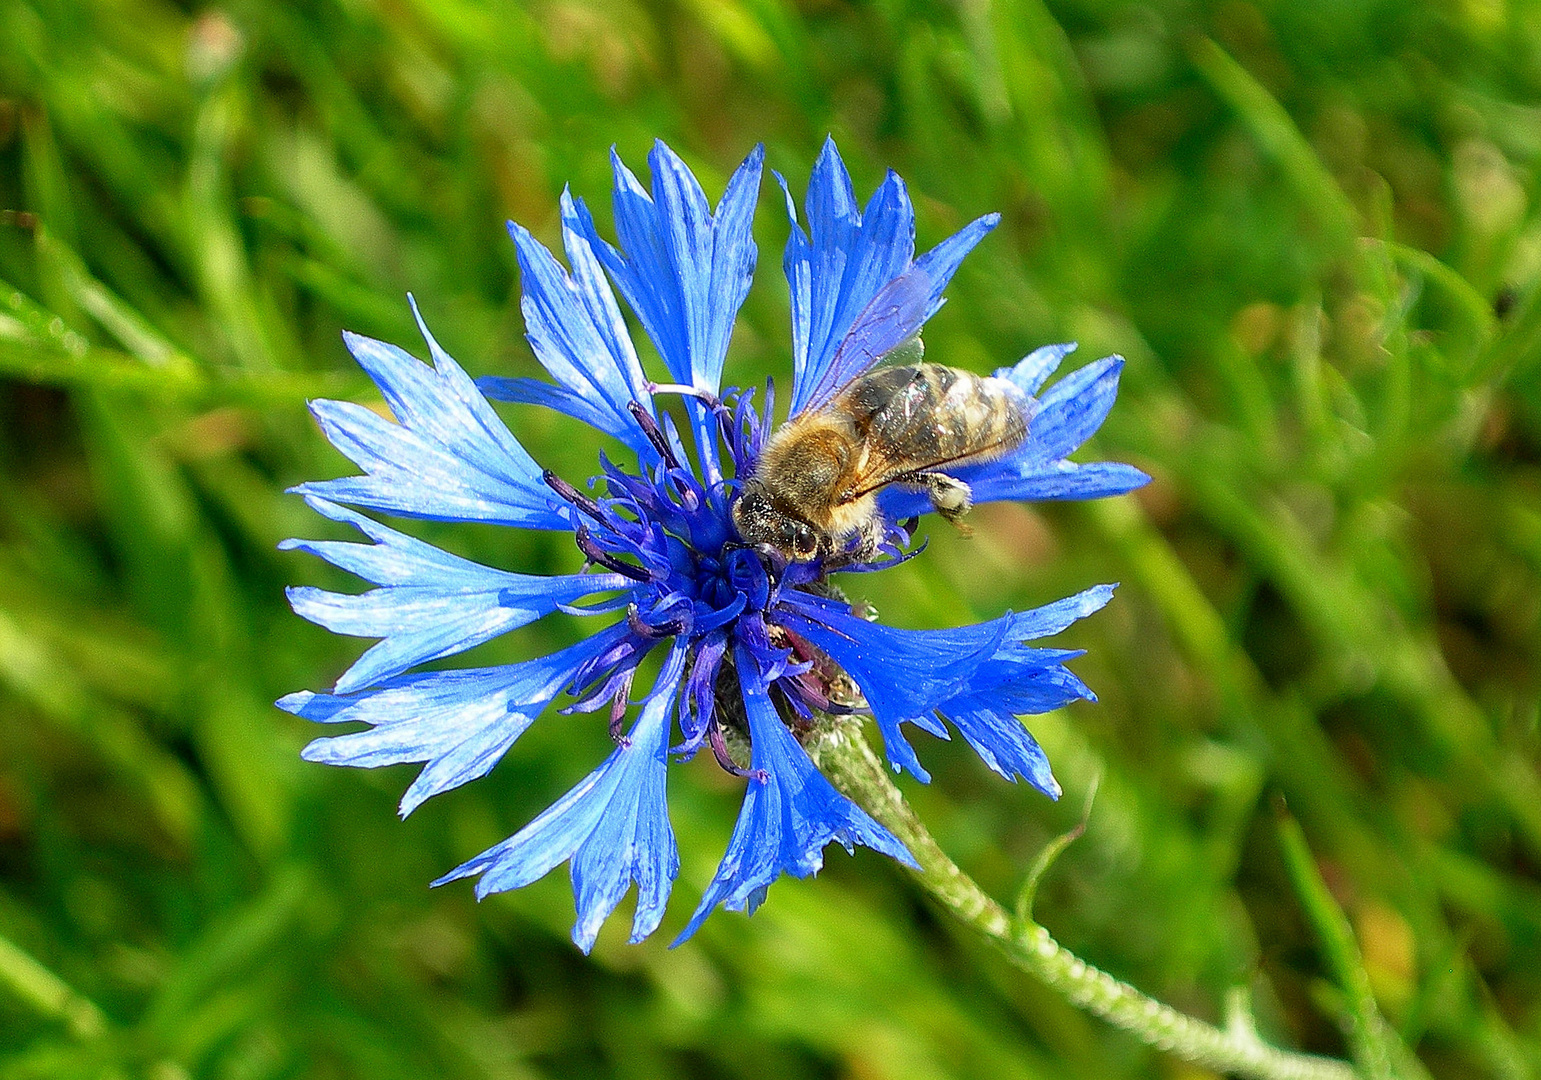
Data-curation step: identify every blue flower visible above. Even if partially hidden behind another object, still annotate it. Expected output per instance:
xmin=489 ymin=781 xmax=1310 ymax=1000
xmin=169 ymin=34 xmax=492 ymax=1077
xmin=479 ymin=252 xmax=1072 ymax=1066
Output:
xmin=282 ymin=137 xmax=1148 ymax=952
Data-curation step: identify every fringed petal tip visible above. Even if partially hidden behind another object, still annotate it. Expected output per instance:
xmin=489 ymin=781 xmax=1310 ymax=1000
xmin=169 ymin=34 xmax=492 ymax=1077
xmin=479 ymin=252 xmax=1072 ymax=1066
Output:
xmin=786 ymin=161 xmax=1001 ymax=415
xmin=420 ymin=642 xmax=689 ymax=953
xmin=278 ymin=497 xmax=633 ymax=695
xmin=276 ymin=690 xmax=316 ymax=716
xmin=671 ymin=646 xmax=916 ymax=945
xmin=499 ymin=206 xmax=658 ymax=454
xmin=294 ymin=319 xmax=570 ymax=530
xmin=578 ymin=141 xmax=764 ymax=398
xmin=779 ymin=585 xmax=1112 ymax=784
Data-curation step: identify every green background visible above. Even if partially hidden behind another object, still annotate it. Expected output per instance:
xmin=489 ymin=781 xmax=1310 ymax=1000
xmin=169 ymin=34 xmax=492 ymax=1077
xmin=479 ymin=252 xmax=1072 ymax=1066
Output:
xmin=1 ymin=0 xmax=1538 ymax=1076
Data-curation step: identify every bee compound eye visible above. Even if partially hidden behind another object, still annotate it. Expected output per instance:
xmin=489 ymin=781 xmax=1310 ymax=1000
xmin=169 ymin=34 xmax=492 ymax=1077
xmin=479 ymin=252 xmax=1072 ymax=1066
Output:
xmin=732 ymin=491 xmax=769 ymax=542
xmin=791 ymin=523 xmax=819 ymax=560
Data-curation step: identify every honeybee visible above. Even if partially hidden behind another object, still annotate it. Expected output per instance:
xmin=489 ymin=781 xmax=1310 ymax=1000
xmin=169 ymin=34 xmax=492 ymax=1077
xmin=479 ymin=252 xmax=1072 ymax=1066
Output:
xmin=733 ymin=344 xmax=1030 ymax=561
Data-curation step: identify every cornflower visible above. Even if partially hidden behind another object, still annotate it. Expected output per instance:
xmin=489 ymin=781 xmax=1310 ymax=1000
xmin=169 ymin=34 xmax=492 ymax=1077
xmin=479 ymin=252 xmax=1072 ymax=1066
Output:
xmin=280 ymin=139 xmax=1148 ymax=952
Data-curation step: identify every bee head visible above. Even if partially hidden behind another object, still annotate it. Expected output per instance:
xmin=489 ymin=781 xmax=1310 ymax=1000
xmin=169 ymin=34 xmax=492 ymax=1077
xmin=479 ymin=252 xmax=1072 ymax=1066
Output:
xmin=732 ymin=485 xmax=820 ymax=562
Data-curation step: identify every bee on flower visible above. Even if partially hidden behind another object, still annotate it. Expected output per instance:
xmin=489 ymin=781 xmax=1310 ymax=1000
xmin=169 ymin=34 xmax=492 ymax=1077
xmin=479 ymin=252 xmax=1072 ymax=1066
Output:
xmin=279 ymin=139 xmax=1148 ymax=952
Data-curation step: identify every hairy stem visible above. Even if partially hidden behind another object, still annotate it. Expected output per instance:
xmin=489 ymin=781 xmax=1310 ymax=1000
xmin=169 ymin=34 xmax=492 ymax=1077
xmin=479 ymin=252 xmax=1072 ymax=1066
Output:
xmin=809 ymin=717 xmax=1358 ymax=1080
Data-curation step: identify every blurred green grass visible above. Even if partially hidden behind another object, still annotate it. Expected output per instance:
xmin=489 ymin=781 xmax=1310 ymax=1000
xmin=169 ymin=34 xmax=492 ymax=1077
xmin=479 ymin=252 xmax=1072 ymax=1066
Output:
xmin=0 ymin=0 xmax=1538 ymax=1076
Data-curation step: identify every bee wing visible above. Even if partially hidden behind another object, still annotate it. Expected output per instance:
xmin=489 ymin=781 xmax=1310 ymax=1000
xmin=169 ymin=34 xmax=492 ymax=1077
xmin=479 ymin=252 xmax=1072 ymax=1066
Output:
xmin=883 ymin=336 xmax=925 ymax=367
xmin=843 ymin=369 xmax=1030 ymax=500
xmin=790 ymin=266 xmax=936 ymax=416
xmin=845 ymin=429 xmax=1029 ymax=502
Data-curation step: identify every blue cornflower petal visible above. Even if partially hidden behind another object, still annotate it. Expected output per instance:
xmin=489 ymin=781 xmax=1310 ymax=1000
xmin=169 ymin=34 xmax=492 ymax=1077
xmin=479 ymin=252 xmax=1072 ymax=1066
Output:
xmin=879 ymin=353 xmax=1150 ymax=520
xmin=938 ymin=707 xmax=1059 ymax=796
xmin=778 ymin=140 xmax=914 ymax=408
xmin=966 ymin=460 xmax=1154 ymax=503
xmin=575 ymin=142 xmax=763 ymax=396
xmin=782 ymin=139 xmax=999 ymax=416
xmin=472 ymin=375 xmax=619 ymax=437
xmin=919 ymin=587 xmax=1115 ymax=794
xmin=778 ymin=585 xmax=1114 ymax=781
xmin=1018 ymin=353 xmax=1126 ymax=462
xmin=998 ymin=342 xmax=1078 ymax=396
xmin=283 ymin=625 xmax=630 ymax=817
xmin=569 ymin=141 xmax=762 ymax=487
xmin=934 ymin=659 xmax=1094 ymax=798
xmin=282 ymin=497 xmax=634 ymax=694
xmin=999 ymin=583 xmax=1117 ymax=640
xmin=674 ymin=639 xmax=916 ymax=944
xmin=777 ymin=597 xmax=1014 ymax=781
xmin=295 ymin=307 xmax=569 ymax=529
xmin=479 ymin=195 xmax=657 ymax=455
xmin=433 ymin=640 xmax=688 ymax=953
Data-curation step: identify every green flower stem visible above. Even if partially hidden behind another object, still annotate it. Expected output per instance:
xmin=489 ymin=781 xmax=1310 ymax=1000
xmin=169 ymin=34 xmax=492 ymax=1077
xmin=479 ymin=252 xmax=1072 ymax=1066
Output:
xmin=810 ymin=717 xmax=1357 ymax=1080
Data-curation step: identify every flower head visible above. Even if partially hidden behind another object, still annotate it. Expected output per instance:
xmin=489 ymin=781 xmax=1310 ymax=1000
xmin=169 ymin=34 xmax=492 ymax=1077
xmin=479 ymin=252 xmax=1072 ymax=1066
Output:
xmin=281 ymin=138 xmax=1149 ymax=952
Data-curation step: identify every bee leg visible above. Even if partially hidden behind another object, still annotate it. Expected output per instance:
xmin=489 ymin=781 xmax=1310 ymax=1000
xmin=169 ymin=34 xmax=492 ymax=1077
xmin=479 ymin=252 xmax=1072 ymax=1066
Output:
xmin=921 ymin=473 xmax=974 ymax=533
xmin=854 ymin=518 xmax=886 ymax=559
xmin=822 ymin=518 xmax=884 ymax=568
